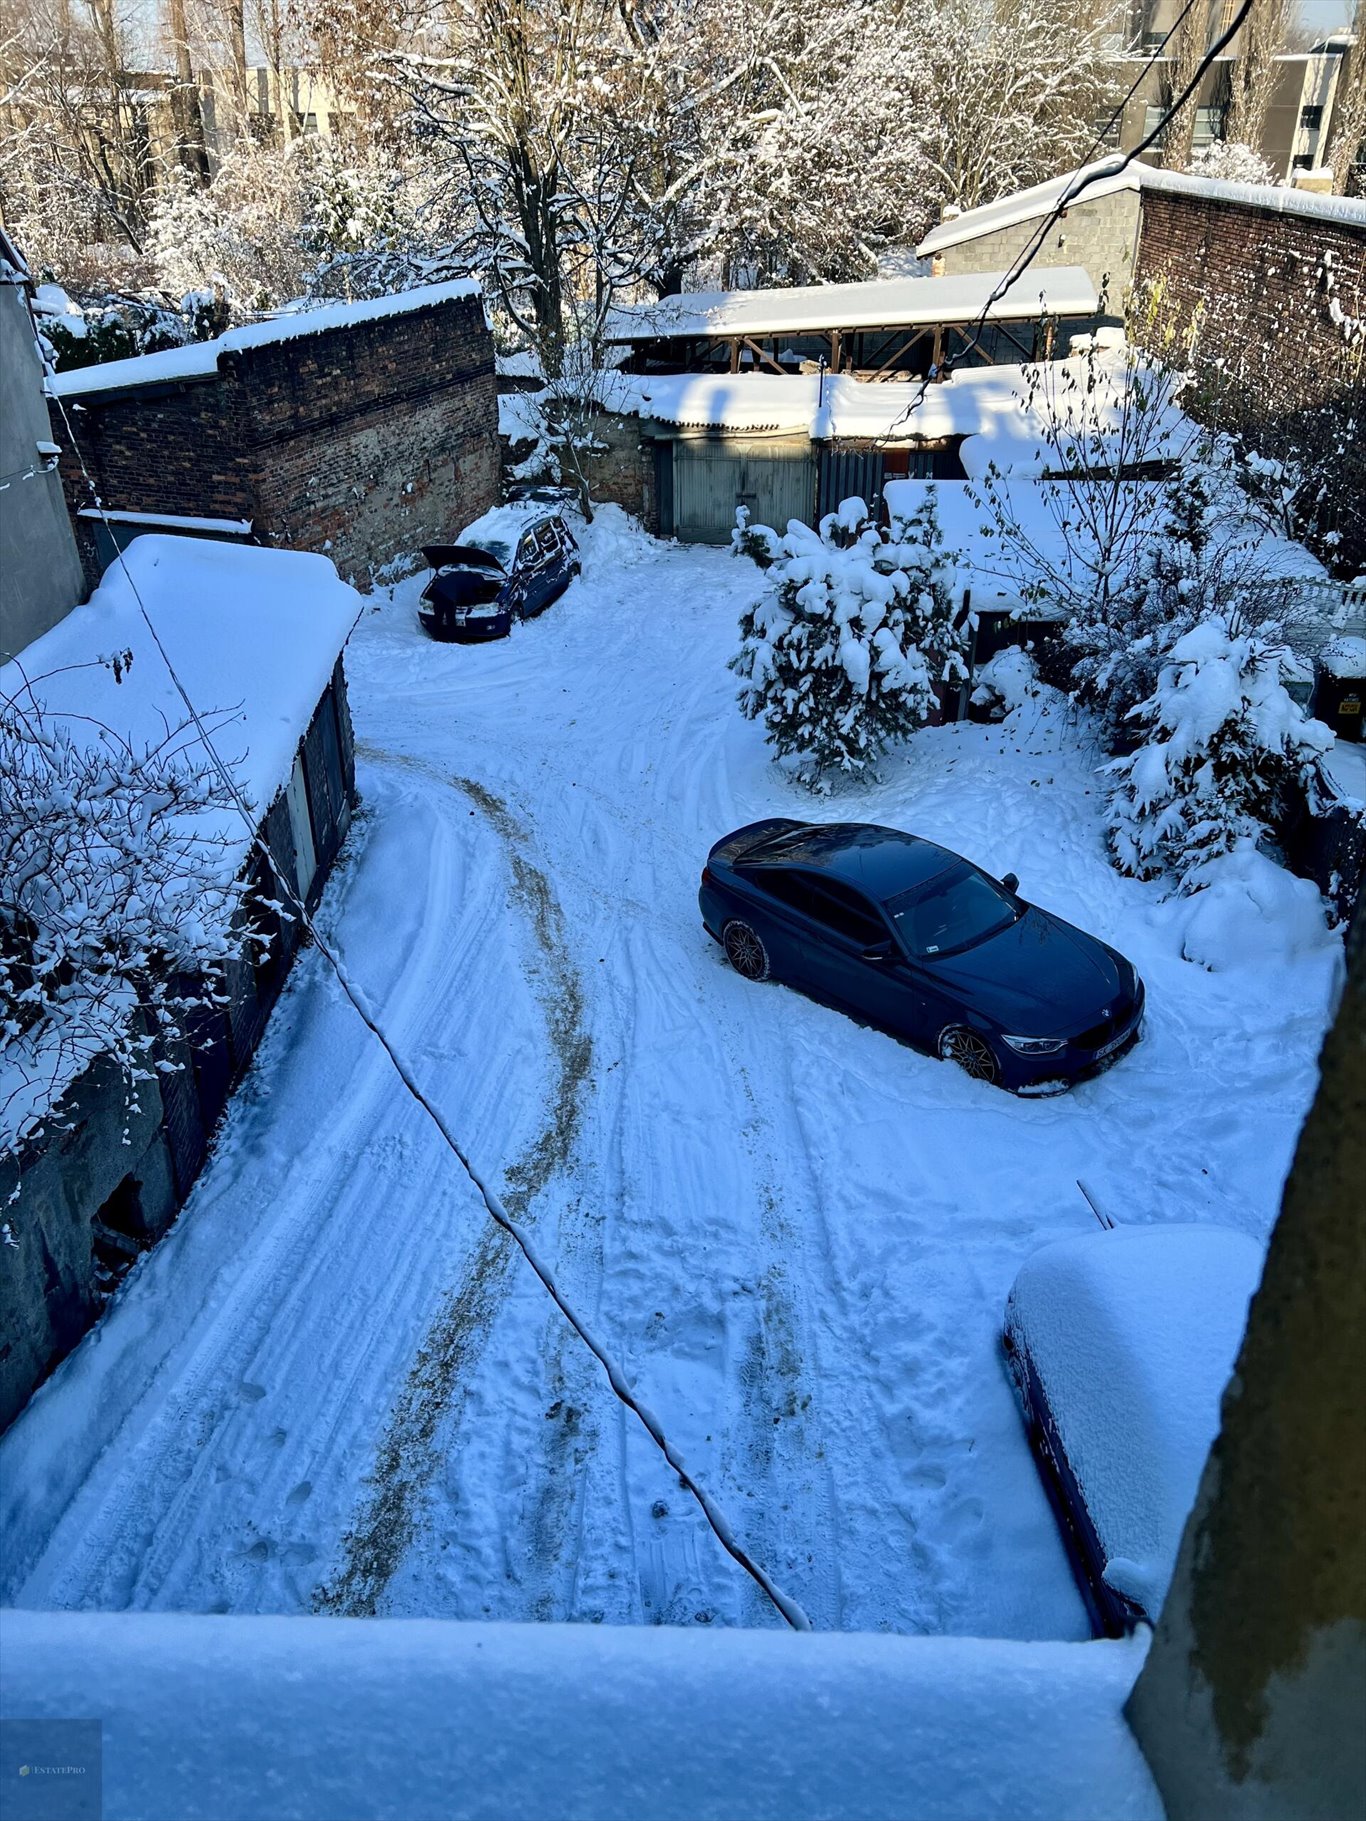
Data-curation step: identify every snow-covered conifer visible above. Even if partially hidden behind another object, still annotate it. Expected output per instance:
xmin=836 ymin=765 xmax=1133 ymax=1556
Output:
xmin=1106 ymin=618 xmax=1333 ymax=891
xmin=730 ymin=497 xmax=962 ymax=790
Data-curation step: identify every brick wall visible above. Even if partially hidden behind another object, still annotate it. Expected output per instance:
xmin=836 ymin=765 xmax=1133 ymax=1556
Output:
xmin=52 ymin=292 xmax=500 ymax=587
xmin=1132 ymin=189 xmax=1366 ymax=568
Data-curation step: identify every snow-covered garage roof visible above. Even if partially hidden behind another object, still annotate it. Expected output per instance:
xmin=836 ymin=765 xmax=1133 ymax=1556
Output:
xmin=603 ymin=268 xmax=1098 ymax=344
xmin=1 ymin=536 xmax=360 ymax=858
xmin=49 ymin=279 xmax=484 ymax=400
xmin=582 ymin=349 xmax=1147 ymax=462
xmin=917 ymin=157 xmax=1366 ymax=258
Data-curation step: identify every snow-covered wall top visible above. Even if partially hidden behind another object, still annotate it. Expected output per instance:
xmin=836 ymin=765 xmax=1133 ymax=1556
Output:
xmin=918 ymin=157 xmax=1366 ymax=258
xmin=0 ymin=1609 xmax=1163 ymax=1821
xmin=50 ymin=279 xmax=484 ymax=400
xmin=604 ymin=267 xmax=1098 ymax=343
xmin=0 ymin=536 xmax=360 ymax=865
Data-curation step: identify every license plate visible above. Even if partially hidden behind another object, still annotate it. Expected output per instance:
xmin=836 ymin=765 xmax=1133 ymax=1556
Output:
xmin=1095 ymin=1019 xmax=1138 ymax=1061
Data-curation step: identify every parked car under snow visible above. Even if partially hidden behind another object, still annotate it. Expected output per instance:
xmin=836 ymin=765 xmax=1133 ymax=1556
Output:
xmin=418 ymin=505 xmax=579 ymax=641
xmin=700 ymin=820 xmax=1144 ymax=1092
xmin=1002 ymin=1223 xmax=1264 ymax=1636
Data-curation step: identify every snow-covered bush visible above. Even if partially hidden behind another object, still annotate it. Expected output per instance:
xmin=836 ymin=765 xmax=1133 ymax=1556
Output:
xmin=1106 ymin=619 xmax=1334 ymax=892
xmin=1 ymin=667 xmax=265 ymax=1151
xmin=970 ymin=646 xmax=1041 ymax=719
xmin=1184 ymin=142 xmax=1279 ymax=186
xmin=730 ymin=496 xmax=966 ymax=790
xmin=33 ymin=282 xmax=224 ymax=373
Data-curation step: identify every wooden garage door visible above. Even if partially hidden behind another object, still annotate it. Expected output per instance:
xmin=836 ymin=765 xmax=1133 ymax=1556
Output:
xmin=672 ymin=442 xmax=817 ymax=544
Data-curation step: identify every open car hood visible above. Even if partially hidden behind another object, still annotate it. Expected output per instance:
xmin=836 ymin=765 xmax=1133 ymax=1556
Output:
xmin=423 ymin=543 xmax=507 ymax=576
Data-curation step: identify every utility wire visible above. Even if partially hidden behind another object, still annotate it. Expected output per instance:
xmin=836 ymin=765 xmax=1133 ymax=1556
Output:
xmin=46 ymin=388 xmax=812 ymax=1634
xmin=877 ymin=0 xmax=1256 ymax=450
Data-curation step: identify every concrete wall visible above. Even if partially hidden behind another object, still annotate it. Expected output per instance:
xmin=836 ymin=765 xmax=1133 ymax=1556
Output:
xmin=0 ymin=278 xmax=87 ymax=662
xmin=1126 ymin=894 xmax=1366 ymax=1819
xmin=0 ymin=668 xmax=355 ymax=1435
xmin=935 ymin=190 xmax=1142 ymax=310
xmin=50 ymin=292 xmax=500 ymax=590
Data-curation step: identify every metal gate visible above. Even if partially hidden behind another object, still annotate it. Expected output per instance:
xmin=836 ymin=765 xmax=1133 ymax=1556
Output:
xmin=671 ymin=441 xmax=817 ymax=544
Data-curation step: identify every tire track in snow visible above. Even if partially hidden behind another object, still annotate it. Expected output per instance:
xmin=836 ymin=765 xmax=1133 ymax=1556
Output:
xmin=314 ymin=758 xmax=594 ymax=1617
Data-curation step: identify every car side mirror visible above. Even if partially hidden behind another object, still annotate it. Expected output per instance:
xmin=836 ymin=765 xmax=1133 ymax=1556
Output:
xmin=860 ymin=939 xmax=896 ymax=963
xmin=1002 ymin=873 xmax=1019 ymax=894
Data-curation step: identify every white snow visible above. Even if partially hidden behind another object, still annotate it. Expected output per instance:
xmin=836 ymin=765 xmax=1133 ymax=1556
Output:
xmin=1174 ymin=844 xmax=1346 ymax=972
xmin=604 ymin=268 xmax=1098 ymax=344
xmin=0 ymin=1609 xmax=1162 ymax=1821
xmin=571 ymin=354 xmax=1155 ymax=456
xmin=1319 ymin=634 xmax=1366 ymax=678
xmin=75 ymin=507 xmax=254 ymax=535
xmin=1317 ymin=741 xmax=1366 ymax=808
xmin=49 ymin=280 xmax=483 ymax=399
xmin=0 ymin=512 xmax=1340 ymax=1645
xmin=1005 ymin=1223 xmax=1265 ymax=1618
xmin=0 ymin=535 xmax=359 ymax=857
xmin=884 ymin=478 xmax=1326 ymax=609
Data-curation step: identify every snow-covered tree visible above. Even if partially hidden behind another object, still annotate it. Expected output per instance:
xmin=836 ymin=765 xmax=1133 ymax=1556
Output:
xmin=730 ymin=497 xmax=963 ymax=790
xmin=1 ymin=662 xmax=267 ymax=1152
xmin=1185 ymin=141 xmax=1279 ymax=186
xmin=1105 ymin=618 xmax=1333 ymax=891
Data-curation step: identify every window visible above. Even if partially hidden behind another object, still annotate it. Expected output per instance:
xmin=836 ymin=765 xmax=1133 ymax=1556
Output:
xmin=807 ymin=877 xmax=889 ymax=946
xmin=516 ymin=533 xmax=542 ymax=570
xmin=1299 ymin=105 xmax=1323 ymax=130
xmin=1192 ymin=106 xmax=1225 ymax=150
xmin=888 ymin=864 xmax=1019 ymax=959
xmin=757 ymin=869 xmax=886 ymax=945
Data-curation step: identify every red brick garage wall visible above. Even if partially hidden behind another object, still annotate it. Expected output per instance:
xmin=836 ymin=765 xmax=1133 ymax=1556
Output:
xmin=51 ymin=290 xmax=499 ymax=587
xmin=1132 ymin=188 xmax=1366 ymax=567
xmin=238 ymin=297 xmax=499 ymax=579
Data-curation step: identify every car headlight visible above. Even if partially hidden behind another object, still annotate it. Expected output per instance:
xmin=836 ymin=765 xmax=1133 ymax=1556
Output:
xmin=467 ymin=605 xmax=501 ymax=619
xmin=1002 ymin=1034 xmax=1068 ymax=1055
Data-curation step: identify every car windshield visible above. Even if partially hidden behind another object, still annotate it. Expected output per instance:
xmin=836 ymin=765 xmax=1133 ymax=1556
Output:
xmin=888 ymin=863 xmax=1019 ymax=959
xmin=470 ymin=537 xmax=515 ymax=569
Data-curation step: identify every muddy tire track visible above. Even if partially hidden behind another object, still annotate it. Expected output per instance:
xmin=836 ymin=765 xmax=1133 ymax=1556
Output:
xmin=313 ymin=759 xmax=592 ymax=1617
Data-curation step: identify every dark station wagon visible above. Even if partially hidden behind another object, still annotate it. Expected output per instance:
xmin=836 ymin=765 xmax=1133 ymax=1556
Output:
xmin=418 ymin=506 xmax=579 ymax=641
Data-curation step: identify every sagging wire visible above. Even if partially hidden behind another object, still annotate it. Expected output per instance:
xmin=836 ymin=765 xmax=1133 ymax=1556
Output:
xmin=46 ymin=388 xmax=814 ymax=1633
xmin=873 ymin=0 xmax=1258 ymax=454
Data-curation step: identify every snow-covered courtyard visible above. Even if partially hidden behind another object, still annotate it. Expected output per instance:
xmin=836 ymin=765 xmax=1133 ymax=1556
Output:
xmin=0 ymin=512 xmax=1342 ymax=1638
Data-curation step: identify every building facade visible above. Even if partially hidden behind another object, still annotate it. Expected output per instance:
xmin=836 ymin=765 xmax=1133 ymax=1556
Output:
xmin=0 ymin=232 xmax=87 ymax=663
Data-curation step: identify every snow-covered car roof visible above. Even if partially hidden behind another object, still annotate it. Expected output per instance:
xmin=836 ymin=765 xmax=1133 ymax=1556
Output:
xmin=1005 ymin=1224 xmax=1264 ymax=1621
xmin=456 ymin=502 xmax=567 ymax=558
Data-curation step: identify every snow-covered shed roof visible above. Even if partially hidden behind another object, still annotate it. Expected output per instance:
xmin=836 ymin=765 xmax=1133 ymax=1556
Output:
xmin=0 ymin=536 xmax=360 ymax=861
xmin=574 ymin=347 xmax=1153 ymax=465
xmin=1006 ymin=1224 xmax=1264 ymax=1620
xmin=917 ymin=157 xmax=1366 ymax=258
xmin=603 ymin=268 xmax=1098 ymax=344
xmin=49 ymin=280 xmax=484 ymax=400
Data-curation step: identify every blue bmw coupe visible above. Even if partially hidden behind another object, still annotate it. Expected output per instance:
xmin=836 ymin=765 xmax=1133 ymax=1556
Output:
xmin=699 ymin=820 xmax=1144 ymax=1093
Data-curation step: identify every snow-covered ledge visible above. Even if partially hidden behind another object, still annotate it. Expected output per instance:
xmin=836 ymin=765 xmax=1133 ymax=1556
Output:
xmin=0 ymin=1611 xmax=1160 ymax=1820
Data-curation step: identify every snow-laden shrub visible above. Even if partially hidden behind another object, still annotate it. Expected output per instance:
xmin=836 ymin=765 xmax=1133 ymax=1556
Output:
xmin=1 ymin=669 xmax=266 ymax=1152
xmin=33 ymin=283 xmax=224 ymax=374
xmin=1172 ymin=845 xmax=1335 ymax=971
xmin=1185 ymin=142 xmax=1279 ymax=187
xmin=1106 ymin=618 xmax=1334 ymax=892
xmin=730 ymin=495 xmax=966 ymax=790
xmin=970 ymin=646 xmax=1041 ymax=719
